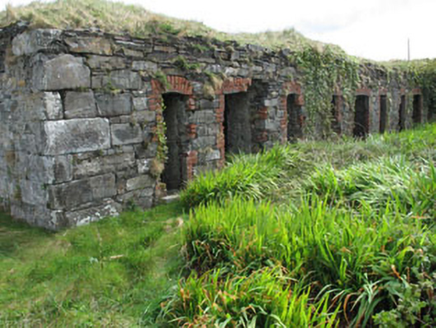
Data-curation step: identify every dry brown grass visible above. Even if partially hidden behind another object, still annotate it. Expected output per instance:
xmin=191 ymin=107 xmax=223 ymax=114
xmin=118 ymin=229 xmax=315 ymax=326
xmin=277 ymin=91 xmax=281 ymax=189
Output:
xmin=0 ymin=0 xmax=322 ymax=50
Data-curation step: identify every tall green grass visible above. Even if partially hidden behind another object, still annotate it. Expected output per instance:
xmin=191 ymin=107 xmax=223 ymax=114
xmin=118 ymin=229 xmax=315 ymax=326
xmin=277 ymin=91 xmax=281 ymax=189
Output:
xmin=181 ymin=145 xmax=299 ymax=208
xmin=174 ymin=196 xmax=435 ymax=326
xmin=159 ymin=267 xmax=339 ymax=327
xmin=171 ymin=125 xmax=436 ymax=327
xmin=306 ymin=156 xmax=436 ymax=217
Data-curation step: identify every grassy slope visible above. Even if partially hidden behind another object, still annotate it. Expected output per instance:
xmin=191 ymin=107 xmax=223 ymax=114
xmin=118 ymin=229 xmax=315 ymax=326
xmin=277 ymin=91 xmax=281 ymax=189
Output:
xmin=0 ymin=125 xmax=435 ymax=327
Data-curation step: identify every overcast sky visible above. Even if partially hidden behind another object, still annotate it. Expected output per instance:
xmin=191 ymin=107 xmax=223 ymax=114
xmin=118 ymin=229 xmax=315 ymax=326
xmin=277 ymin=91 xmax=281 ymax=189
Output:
xmin=1 ymin=0 xmax=435 ymax=61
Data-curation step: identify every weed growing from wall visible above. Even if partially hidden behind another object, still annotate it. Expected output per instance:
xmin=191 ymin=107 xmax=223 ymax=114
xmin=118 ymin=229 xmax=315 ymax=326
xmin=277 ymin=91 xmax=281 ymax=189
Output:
xmin=289 ymin=45 xmax=360 ymax=137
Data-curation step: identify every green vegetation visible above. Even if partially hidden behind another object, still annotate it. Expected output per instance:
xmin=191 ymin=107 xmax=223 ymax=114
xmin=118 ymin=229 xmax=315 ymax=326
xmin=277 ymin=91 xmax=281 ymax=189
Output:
xmin=1 ymin=125 xmax=435 ymax=327
xmin=0 ymin=203 xmax=187 ymax=327
xmin=0 ymin=0 xmax=323 ymax=51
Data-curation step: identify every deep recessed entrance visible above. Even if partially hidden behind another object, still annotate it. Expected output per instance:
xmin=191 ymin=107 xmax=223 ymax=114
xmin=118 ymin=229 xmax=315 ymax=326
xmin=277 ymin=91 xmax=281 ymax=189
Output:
xmin=412 ymin=94 xmax=422 ymax=124
xmin=379 ymin=95 xmax=387 ymax=133
xmin=287 ymin=94 xmax=303 ymax=140
xmin=353 ymin=95 xmax=369 ymax=137
xmin=161 ymin=93 xmax=188 ymax=191
xmin=398 ymin=95 xmax=406 ymax=131
xmin=224 ymin=92 xmax=252 ymax=154
xmin=331 ymin=95 xmax=342 ymax=135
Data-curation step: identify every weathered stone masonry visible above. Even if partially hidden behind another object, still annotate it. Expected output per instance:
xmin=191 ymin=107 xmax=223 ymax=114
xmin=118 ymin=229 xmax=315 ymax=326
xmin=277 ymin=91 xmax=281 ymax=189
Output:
xmin=0 ymin=23 xmax=430 ymax=229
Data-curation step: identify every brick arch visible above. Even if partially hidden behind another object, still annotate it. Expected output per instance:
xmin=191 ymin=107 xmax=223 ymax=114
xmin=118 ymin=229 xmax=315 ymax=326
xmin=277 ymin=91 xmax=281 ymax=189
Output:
xmin=281 ymin=81 xmax=305 ymax=142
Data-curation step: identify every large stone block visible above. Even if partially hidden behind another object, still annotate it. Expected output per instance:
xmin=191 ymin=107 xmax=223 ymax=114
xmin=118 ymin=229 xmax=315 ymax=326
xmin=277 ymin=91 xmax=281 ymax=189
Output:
xmin=87 ymin=55 xmax=127 ymax=70
xmin=12 ymin=29 xmax=62 ymax=56
xmin=65 ymin=37 xmax=113 ymax=55
xmin=65 ymin=199 xmax=121 ymax=226
xmin=49 ymin=173 xmax=116 ymax=210
xmin=33 ymin=54 xmax=91 ymax=91
xmin=64 ymin=91 xmax=97 ymax=118
xmin=20 ymin=179 xmax=48 ymax=205
xmin=74 ymin=152 xmax=136 ymax=179
xmin=103 ymin=70 xmax=142 ymax=90
xmin=43 ymin=118 xmax=110 ymax=155
xmin=96 ymin=93 xmax=132 ymax=117
xmin=126 ymin=174 xmax=155 ymax=191
xmin=111 ymin=123 xmax=143 ymax=145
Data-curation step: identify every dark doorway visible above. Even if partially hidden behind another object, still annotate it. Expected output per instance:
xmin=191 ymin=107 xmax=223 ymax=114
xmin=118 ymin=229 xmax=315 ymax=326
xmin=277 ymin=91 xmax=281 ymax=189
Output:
xmin=379 ymin=95 xmax=387 ymax=133
xmin=398 ymin=95 xmax=406 ymax=131
xmin=429 ymin=97 xmax=436 ymax=122
xmin=353 ymin=95 xmax=369 ymax=137
xmin=161 ymin=93 xmax=187 ymax=191
xmin=224 ymin=92 xmax=252 ymax=154
xmin=331 ymin=96 xmax=342 ymax=135
xmin=287 ymin=94 xmax=303 ymax=140
xmin=412 ymin=95 xmax=422 ymax=124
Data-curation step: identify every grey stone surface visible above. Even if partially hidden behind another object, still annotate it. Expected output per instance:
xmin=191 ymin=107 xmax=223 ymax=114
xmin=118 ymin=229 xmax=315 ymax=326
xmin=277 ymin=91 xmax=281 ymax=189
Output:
xmin=33 ymin=54 xmax=91 ymax=91
xmin=132 ymin=61 xmax=158 ymax=72
xmin=65 ymin=37 xmax=113 ymax=55
xmin=74 ymin=152 xmax=135 ymax=179
xmin=12 ymin=29 xmax=62 ymax=56
xmin=43 ymin=118 xmax=110 ymax=155
xmin=49 ymin=173 xmax=116 ymax=209
xmin=64 ymin=91 xmax=97 ymax=118
xmin=96 ymin=93 xmax=132 ymax=117
xmin=53 ymin=155 xmax=73 ymax=183
xmin=87 ymin=55 xmax=127 ymax=70
xmin=111 ymin=123 xmax=143 ymax=145
xmin=117 ymin=188 xmax=154 ymax=208
xmin=133 ymin=97 xmax=148 ymax=111
xmin=126 ymin=174 xmax=155 ymax=191
xmin=43 ymin=92 xmax=63 ymax=120
xmin=65 ymin=199 xmax=121 ymax=226
xmin=137 ymin=159 xmax=150 ymax=174
xmin=103 ymin=70 xmax=142 ymax=90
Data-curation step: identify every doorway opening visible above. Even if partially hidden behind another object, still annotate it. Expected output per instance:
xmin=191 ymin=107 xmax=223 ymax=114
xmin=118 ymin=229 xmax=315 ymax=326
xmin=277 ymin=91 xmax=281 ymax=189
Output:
xmin=287 ymin=93 xmax=303 ymax=140
xmin=161 ymin=93 xmax=188 ymax=191
xmin=224 ymin=92 xmax=252 ymax=154
xmin=412 ymin=94 xmax=422 ymax=124
xmin=331 ymin=95 xmax=342 ymax=135
xmin=353 ymin=95 xmax=369 ymax=137
xmin=379 ymin=95 xmax=387 ymax=133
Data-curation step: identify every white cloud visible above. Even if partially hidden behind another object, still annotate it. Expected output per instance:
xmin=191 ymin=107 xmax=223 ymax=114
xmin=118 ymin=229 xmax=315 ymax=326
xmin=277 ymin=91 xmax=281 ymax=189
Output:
xmin=1 ymin=0 xmax=435 ymax=60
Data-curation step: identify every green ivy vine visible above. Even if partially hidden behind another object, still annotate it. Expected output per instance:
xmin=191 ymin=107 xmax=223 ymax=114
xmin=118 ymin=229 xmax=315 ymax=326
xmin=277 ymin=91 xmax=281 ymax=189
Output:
xmin=156 ymin=99 xmax=168 ymax=163
xmin=289 ymin=45 xmax=360 ymax=137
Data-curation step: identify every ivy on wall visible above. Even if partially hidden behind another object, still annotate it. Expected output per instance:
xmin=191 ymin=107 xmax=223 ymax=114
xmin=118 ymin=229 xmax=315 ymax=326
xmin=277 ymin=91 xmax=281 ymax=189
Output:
xmin=289 ymin=45 xmax=361 ymax=137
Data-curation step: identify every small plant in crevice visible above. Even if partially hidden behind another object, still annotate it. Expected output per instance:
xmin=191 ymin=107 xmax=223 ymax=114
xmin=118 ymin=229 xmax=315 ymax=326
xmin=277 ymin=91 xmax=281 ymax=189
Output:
xmin=155 ymin=100 xmax=168 ymax=164
xmin=154 ymin=70 xmax=171 ymax=90
xmin=173 ymin=55 xmax=200 ymax=72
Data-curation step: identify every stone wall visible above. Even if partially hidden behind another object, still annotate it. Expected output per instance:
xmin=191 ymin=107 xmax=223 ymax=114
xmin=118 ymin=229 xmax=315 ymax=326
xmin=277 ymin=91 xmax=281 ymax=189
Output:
xmin=0 ymin=23 xmax=429 ymax=229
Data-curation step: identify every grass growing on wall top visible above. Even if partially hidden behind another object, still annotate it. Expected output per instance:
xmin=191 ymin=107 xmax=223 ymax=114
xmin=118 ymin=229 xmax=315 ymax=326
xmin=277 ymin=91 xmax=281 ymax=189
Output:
xmin=0 ymin=0 xmax=335 ymax=51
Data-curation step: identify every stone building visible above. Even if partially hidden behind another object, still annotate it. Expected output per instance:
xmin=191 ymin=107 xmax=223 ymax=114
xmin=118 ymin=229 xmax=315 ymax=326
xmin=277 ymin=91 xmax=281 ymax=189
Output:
xmin=0 ymin=23 xmax=429 ymax=229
